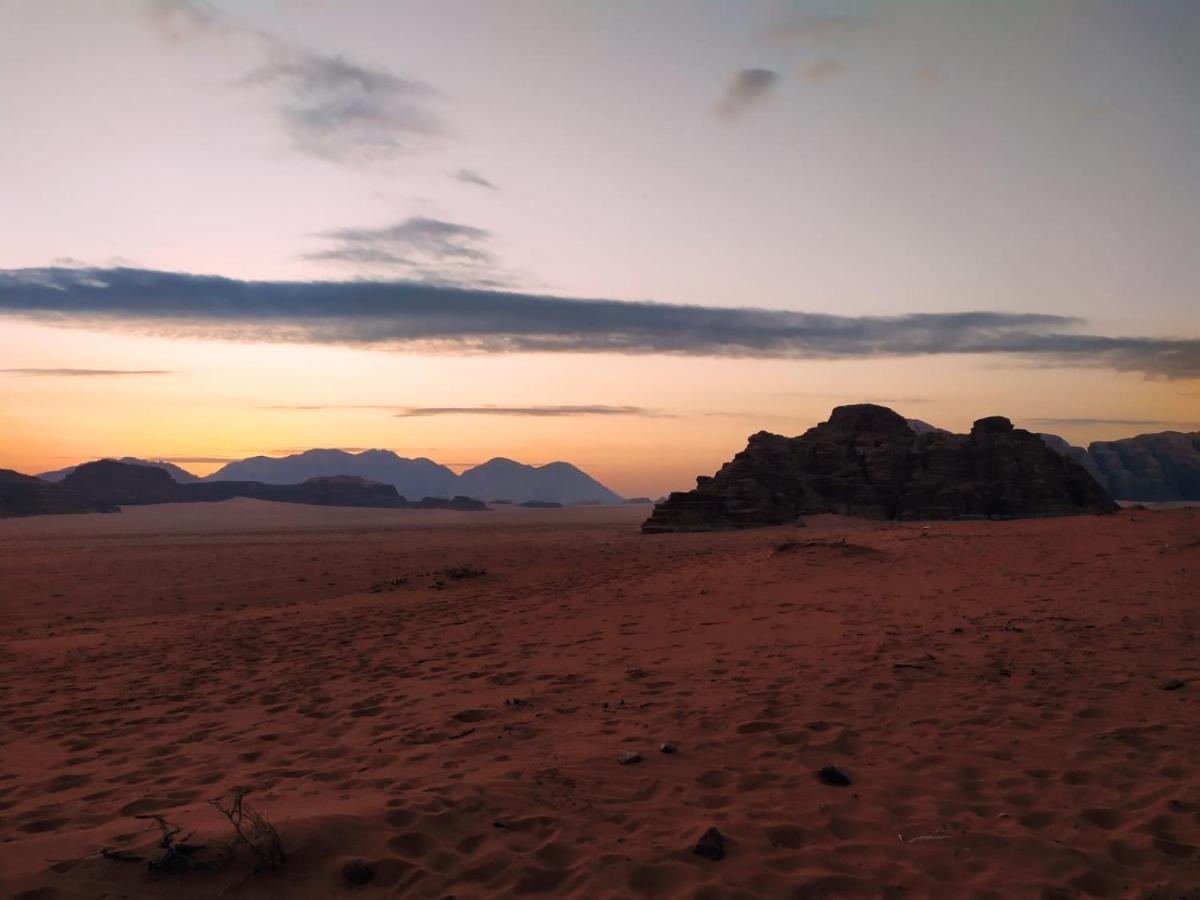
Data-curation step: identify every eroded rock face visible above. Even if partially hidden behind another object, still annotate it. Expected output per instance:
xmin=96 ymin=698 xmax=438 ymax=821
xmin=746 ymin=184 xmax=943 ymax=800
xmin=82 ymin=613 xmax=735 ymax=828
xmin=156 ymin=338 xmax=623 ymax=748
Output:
xmin=1039 ymin=431 xmax=1200 ymax=501
xmin=1087 ymin=432 xmax=1200 ymax=501
xmin=642 ymin=404 xmax=1116 ymax=532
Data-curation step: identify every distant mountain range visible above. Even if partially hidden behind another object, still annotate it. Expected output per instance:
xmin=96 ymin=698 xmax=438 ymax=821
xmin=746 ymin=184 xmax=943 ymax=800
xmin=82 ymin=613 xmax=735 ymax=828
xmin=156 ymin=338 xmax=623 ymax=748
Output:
xmin=38 ymin=456 xmax=202 ymax=484
xmin=1038 ymin=430 xmax=1200 ymax=502
xmin=1 ymin=460 xmax=489 ymax=518
xmin=38 ymin=449 xmax=624 ymax=505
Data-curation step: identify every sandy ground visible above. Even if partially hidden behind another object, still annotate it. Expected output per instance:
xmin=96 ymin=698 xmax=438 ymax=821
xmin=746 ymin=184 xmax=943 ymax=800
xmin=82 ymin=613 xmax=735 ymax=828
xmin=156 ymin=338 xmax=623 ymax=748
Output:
xmin=1 ymin=500 xmax=1198 ymax=899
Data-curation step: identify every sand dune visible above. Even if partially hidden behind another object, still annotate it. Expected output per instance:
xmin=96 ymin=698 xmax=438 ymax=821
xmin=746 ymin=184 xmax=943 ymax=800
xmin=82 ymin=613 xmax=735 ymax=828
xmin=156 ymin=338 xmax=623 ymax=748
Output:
xmin=2 ymin=501 xmax=1198 ymax=898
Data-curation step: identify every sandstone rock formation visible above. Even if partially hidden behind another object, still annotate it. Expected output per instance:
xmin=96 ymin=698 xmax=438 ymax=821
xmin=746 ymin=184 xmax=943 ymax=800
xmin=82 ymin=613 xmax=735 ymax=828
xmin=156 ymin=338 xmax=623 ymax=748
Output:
xmin=0 ymin=469 xmax=100 ymax=517
xmin=642 ymin=405 xmax=1116 ymax=532
xmin=61 ymin=459 xmax=181 ymax=506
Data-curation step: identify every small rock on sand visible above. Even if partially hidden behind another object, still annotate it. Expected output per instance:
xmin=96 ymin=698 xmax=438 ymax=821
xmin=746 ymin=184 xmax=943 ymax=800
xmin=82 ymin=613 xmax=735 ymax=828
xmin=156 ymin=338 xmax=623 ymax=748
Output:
xmin=342 ymin=860 xmax=375 ymax=886
xmin=659 ymin=742 xmax=678 ymax=754
xmin=618 ymin=751 xmax=642 ymax=765
xmin=818 ymin=765 xmax=852 ymax=786
xmin=693 ymin=826 xmax=725 ymax=860
xmin=1163 ymin=679 xmax=1186 ymax=691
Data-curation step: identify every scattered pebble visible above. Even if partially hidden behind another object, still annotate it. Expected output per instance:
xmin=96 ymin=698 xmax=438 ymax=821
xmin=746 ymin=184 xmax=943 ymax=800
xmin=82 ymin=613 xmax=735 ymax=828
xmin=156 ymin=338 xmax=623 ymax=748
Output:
xmin=693 ymin=826 xmax=725 ymax=861
xmin=818 ymin=765 xmax=852 ymax=786
xmin=342 ymin=860 xmax=375 ymax=886
xmin=659 ymin=741 xmax=678 ymax=754
xmin=1163 ymin=679 xmax=1186 ymax=691
xmin=617 ymin=751 xmax=642 ymax=765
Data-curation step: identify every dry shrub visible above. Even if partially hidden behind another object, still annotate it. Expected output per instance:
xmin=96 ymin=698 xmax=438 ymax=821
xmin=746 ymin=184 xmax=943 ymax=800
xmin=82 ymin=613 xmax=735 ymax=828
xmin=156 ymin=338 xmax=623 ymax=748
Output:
xmin=134 ymin=813 xmax=208 ymax=876
xmin=209 ymin=787 xmax=286 ymax=872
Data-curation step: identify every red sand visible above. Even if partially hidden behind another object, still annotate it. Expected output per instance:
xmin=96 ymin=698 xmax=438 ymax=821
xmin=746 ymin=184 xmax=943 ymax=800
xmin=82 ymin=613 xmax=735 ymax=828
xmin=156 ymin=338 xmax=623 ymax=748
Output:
xmin=1 ymin=500 xmax=1198 ymax=898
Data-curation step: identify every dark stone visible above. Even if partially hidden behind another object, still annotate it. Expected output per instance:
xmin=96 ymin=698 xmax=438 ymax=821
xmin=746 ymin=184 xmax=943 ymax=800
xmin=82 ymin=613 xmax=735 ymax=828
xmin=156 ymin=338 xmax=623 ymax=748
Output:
xmin=971 ymin=416 xmax=1015 ymax=436
xmin=817 ymin=765 xmax=852 ymax=787
xmin=617 ymin=751 xmax=642 ymax=765
xmin=693 ymin=827 xmax=725 ymax=861
xmin=642 ymin=404 xmax=1117 ymax=532
xmin=62 ymin=459 xmax=180 ymax=506
xmin=659 ymin=742 xmax=679 ymax=754
xmin=342 ymin=860 xmax=375 ymax=886
xmin=1163 ymin=679 xmax=1186 ymax=691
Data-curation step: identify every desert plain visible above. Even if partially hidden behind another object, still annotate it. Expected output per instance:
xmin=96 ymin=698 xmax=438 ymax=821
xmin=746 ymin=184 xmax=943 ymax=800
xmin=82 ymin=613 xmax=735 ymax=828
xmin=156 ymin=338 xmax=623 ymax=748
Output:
xmin=1 ymin=501 xmax=1198 ymax=899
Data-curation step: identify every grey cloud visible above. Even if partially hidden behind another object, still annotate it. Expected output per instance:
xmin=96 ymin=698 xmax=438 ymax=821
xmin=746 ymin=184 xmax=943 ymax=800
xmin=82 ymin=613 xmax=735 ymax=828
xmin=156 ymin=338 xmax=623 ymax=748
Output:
xmin=455 ymin=169 xmax=498 ymax=190
xmin=1 ymin=367 xmax=173 ymax=376
xmin=156 ymin=456 xmax=234 ymax=463
xmin=0 ymin=267 xmax=1197 ymax=379
xmin=396 ymin=406 xmax=663 ymax=418
xmin=715 ymin=69 xmax=779 ymax=119
xmin=306 ymin=217 xmax=501 ymax=285
xmin=148 ymin=0 xmax=444 ymax=163
xmin=245 ymin=53 xmax=444 ymax=162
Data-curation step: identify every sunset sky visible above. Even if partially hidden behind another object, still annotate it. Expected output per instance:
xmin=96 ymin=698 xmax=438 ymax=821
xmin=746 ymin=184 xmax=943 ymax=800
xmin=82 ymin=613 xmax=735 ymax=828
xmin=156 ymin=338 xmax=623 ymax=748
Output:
xmin=1 ymin=0 xmax=1197 ymax=497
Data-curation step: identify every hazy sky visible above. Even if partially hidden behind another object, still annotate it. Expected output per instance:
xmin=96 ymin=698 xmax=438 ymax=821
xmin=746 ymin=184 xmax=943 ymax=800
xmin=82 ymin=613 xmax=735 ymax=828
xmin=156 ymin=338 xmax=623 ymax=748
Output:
xmin=1 ymin=0 xmax=1197 ymax=495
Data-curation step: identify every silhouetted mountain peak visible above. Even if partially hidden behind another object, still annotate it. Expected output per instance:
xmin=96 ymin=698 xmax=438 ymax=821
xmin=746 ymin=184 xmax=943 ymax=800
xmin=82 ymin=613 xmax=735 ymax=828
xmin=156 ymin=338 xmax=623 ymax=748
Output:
xmin=196 ymin=449 xmax=622 ymax=504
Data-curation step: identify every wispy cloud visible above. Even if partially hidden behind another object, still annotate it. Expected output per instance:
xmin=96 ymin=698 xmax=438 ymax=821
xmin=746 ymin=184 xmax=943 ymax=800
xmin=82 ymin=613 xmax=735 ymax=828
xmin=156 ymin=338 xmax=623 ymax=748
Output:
xmin=1 ymin=367 xmax=173 ymax=376
xmin=244 ymin=54 xmax=443 ymax=162
xmin=306 ymin=217 xmax=503 ymax=286
xmin=148 ymin=0 xmax=444 ymax=163
xmin=257 ymin=404 xmax=399 ymax=411
xmin=155 ymin=455 xmax=234 ymax=463
xmin=1027 ymin=417 xmax=1200 ymax=428
xmin=715 ymin=69 xmax=779 ymax=119
xmin=777 ymin=392 xmax=930 ymax=404
xmin=1 ymin=267 xmax=1197 ymax=378
xmin=455 ymin=169 xmax=498 ymax=190
xmin=396 ymin=405 xmax=664 ymax=418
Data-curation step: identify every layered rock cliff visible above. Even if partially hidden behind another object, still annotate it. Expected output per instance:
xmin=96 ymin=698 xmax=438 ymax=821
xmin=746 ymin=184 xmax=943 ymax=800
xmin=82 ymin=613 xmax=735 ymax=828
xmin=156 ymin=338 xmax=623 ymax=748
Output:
xmin=1085 ymin=432 xmax=1199 ymax=501
xmin=642 ymin=405 xmax=1116 ymax=532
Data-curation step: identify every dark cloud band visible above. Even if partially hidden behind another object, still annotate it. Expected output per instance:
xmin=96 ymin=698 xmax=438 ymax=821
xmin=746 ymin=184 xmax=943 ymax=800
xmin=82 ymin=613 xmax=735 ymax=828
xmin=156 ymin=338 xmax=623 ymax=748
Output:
xmin=1 ymin=367 xmax=173 ymax=376
xmin=396 ymin=406 xmax=660 ymax=418
xmin=0 ymin=266 xmax=1196 ymax=378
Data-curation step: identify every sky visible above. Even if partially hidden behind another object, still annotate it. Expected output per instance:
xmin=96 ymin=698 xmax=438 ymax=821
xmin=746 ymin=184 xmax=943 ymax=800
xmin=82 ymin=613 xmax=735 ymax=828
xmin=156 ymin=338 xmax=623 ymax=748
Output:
xmin=0 ymin=0 xmax=1197 ymax=497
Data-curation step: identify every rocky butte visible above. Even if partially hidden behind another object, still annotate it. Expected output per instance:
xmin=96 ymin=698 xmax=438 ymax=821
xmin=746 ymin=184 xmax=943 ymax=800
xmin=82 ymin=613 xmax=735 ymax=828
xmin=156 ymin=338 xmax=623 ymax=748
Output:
xmin=642 ymin=404 xmax=1117 ymax=533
